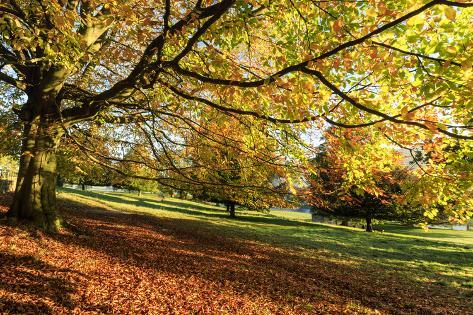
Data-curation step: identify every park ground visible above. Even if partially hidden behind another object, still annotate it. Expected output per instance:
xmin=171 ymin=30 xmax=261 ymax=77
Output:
xmin=0 ymin=189 xmax=472 ymax=314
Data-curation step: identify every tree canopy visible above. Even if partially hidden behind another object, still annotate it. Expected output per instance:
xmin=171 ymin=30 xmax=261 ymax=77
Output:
xmin=305 ymin=128 xmax=427 ymax=231
xmin=1 ymin=0 xmax=472 ymax=230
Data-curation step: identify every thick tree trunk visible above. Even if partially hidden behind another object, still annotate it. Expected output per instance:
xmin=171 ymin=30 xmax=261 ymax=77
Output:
xmin=7 ymin=95 xmax=63 ymax=232
xmin=229 ymin=204 xmax=236 ymax=218
xmin=365 ymin=217 xmax=373 ymax=232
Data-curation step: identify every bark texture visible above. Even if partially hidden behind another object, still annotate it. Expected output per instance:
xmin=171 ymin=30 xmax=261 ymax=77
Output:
xmin=7 ymin=93 xmax=63 ymax=232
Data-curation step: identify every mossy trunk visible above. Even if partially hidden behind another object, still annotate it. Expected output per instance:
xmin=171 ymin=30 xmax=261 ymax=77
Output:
xmin=7 ymin=94 xmax=63 ymax=232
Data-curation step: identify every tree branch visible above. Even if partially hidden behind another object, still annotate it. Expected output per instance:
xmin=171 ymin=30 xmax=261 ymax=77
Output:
xmin=0 ymin=71 xmax=25 ymax=90
xmin=302 ymin=67 xmax=472 ymax=140
xmin=372 ymin=41 xmax=461 ymax=66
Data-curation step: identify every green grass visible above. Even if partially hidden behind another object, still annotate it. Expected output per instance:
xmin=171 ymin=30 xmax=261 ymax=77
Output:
xmin=380 ymin=223 xmax=473 ymax=244
xmin=272 ymin=210 xmax=473 ymax=245
xmin=271 ymin=210 xmax=312 ymax=222
xmin=58 ymin=188 xmax=473 ymax=291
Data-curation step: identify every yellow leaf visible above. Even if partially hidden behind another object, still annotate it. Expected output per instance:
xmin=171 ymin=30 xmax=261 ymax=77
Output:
xmin=407 ymin=14 xmax=424 ymax=26
xmin=400 ymin=106 xmax=409 ymax=119
xmin=444 ymin=7 xmax=456 ymax=21
xmin=366 ymin=7 xmax=377 ymax=18
xmin=446 ymin=46 xmax=457 ymax=54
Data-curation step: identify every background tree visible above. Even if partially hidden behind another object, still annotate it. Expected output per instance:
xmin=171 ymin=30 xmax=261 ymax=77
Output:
xmin=0 ymin=155 xmax=18 ymax=193
xmin=168 ymin=113 xmax=292 ymax=217
xmin=112 ymin=146 xmax=161 ymax=194
xmin=0 ymin=84 xmax=22 ymax=157
xmin=55 ymin=125 xmax=117 ymax=189
xmin=305 ymin=128 xmax=425 ymax=231
xmin=1 ymin=0 xmax=472 ymax=231
xmin=56 ymin=152 xmax=114 ymax=190
xmin=398 ymin=137 xmax=473 ymax=225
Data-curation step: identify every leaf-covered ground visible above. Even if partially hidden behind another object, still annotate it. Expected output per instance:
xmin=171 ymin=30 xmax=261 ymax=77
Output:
xmin=0 ymin=191 xmax=472 ymax=314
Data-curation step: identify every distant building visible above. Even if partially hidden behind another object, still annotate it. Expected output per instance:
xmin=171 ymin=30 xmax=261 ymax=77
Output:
xmin=429 ymin=222 xmax=472 ymax=231
xmin=452 ymin=224 xmax=469 ymax=231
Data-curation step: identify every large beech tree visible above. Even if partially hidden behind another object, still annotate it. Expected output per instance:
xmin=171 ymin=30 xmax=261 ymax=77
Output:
xmin=1 ymin=0 xmax=472 ymax=231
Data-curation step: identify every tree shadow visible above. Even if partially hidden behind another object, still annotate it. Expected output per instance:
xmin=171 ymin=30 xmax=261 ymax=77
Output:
xmin=60 ymin=190 xmax=473 ymax=269
xmin=61 ymin=189 xmax=320 ymax=227
xmin=60 ymin=188 xmax=156 ymax=209
xmin=62 ymin=188 xmax=232 ymax=220
xmin=382 ymin=224 xmax=473 ymax=241
xmin=2 ymin=192 xmax=471 ymax=313
xmin=0 ymin=252 xmax=77 ymax=314
xmin=231 ymin=213 xmax=319 ymax=227
xmin=134 ymin=196 xmax=225 ymax=213
xmin=52 ymin=197 xmax=472 ymax=314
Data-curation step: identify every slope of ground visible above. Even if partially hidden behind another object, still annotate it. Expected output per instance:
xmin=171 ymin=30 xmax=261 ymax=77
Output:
xmin=0 ymin=190 xmax=472 ymax=314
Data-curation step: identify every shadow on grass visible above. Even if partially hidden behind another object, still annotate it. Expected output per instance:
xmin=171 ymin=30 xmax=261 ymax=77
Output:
xmin=1 ymin=190 xmax=471 ymax=312
xmin=60 ymin=189 xmax=473 ymax=268
xmin=60 ymin=188 xmax=320 ymax=228
xmin=134 ymin=196 xmax=225 ymax=213
xmin=381 ymin=224 xmax=473 ymax=242
xmin=51 ymin=196 xmax=473 ymax=314
xmin=60 ymin=188 xmax=230 ymax=218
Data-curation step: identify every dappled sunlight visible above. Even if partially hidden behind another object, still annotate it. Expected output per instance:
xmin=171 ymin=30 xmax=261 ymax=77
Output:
xmin=2 ymin=0 xmax=472 ymax=312
xmin=60 ymin=190 xmax=473 ymax=289
xmin=1 ymin=191 xmax=472 ymax=313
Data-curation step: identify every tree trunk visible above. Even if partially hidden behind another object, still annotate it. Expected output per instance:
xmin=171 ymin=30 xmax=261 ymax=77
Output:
xmin=229 ymin=204 xmax=236 ymax=218
xmin=341 ymin=219 xmax=349 ymax=226
xmin=365 ymin=217 xmax=373 ymax=232
xmin=57 ymin=174 xmax=64 ymax=188
xmin=7 ymin=96 xmax=63 ymax=232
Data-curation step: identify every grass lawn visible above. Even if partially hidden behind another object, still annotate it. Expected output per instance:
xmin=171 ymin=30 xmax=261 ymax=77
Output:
xmin=0 ymin=188 xmax=472 ymax=314
xmin=273 ymin=210 xmax=473 ymax=244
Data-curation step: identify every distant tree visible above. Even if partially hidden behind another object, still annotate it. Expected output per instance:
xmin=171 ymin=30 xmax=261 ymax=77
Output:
xmin=311 ymin=168 xmax=416 ymax=232
xmin=181 ymin=115 xmax=291 ymax=218
xmin=401 ymin=139 xmax=473 ymax=225
xmin=56 ymin=135 xmax=114 ymax=189
xmin=57 ymin=153 xmax=114 ymax=189
xmin=0 ymin=85 xmax=22 ymax=157
xmin=112 ymin=146 xmax=161 ymax=195
xmin=305 ymin=129 xmax=423 ymax=231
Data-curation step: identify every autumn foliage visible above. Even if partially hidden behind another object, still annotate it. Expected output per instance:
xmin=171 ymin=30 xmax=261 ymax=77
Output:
xmin=304 ymin=129 xmax=423 ymax=230
xmin=1 ymin=0 xmax=472 ymax=229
